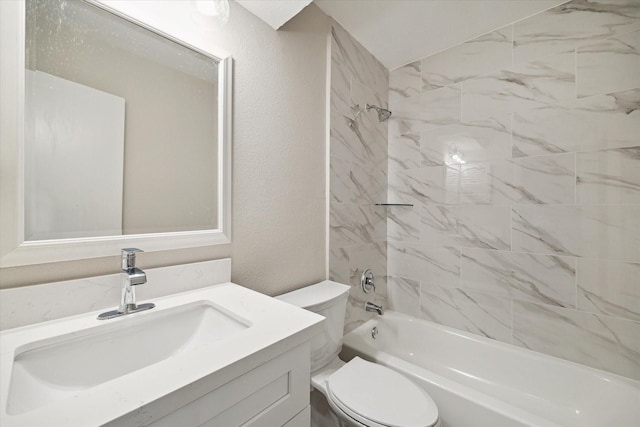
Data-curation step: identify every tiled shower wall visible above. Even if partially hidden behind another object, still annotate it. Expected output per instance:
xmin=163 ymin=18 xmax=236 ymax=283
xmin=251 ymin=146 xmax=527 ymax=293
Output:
xmin=387 ymin=0 xmax=640 ymax=380
xmin=328 ymin=22 xmax=389 ymax=332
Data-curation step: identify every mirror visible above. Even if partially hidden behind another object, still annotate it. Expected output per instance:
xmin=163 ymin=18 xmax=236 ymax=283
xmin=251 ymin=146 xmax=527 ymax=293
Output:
xmin=0 ymin=0 xmax=232 ymax=267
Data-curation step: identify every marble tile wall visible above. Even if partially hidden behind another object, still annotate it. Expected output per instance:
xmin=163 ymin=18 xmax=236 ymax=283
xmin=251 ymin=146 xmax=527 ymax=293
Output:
xmin=387 ymin=0 xmax=640 ymax=380
xmin=328 ymin=22 xmax=389 ymax=332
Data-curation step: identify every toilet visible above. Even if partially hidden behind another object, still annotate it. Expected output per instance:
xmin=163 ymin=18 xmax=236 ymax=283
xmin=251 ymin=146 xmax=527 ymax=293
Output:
xmin=278 ymin=280 xmax=441 ymax=427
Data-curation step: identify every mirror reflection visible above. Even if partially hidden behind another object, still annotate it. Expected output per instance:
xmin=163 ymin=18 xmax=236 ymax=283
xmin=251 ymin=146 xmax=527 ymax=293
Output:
xmin=25 ymin=0 xmax=219 ymax=241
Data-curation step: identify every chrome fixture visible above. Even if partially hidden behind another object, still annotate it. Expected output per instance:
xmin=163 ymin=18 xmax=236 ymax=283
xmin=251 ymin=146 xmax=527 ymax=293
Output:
xmin=366 ymin=104 xmax=392 ymax=122
xmin=98 ymin=248 xmax=155 ymax=320
xmin=361 ymin=268 xmax=376 ymax=293
xmin=371 ymin=326 xmax=379 ymax=339
xmin=365 ymin=301 xmax=384 ymax=315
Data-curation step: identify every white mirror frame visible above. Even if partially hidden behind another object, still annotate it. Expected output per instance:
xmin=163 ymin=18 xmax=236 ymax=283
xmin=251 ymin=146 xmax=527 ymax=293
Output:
xmin=0 ymin=1 xmax=232 ymax=267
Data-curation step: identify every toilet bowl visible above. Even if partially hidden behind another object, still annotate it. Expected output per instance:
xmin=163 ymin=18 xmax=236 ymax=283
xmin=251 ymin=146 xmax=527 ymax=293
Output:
xmin=278 ymin=280 xmax=440 ymax=427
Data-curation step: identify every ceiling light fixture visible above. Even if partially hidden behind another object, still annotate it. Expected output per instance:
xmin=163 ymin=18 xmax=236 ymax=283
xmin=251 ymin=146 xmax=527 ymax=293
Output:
xmin=194 ymin=0 xmax=230 ymax=23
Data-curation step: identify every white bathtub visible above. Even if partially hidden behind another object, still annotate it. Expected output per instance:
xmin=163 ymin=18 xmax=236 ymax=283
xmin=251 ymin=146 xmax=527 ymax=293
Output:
xmin=340 ymin=311 xmax=640 ymax=427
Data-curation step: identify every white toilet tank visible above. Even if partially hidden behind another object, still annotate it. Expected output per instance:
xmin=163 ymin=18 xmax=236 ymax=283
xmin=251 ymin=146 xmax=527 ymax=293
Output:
xmin=277 ymin=280 xmax=350 ymax=374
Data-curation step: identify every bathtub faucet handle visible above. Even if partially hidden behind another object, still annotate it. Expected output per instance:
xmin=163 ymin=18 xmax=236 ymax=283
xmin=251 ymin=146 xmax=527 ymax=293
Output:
xmin=361 ymin=268 xmax=376 ymax=293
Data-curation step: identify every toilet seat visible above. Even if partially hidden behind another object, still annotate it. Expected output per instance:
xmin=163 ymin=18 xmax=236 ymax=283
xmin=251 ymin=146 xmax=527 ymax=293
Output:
xmin=325 ymin=357 xmax=439 ymax=427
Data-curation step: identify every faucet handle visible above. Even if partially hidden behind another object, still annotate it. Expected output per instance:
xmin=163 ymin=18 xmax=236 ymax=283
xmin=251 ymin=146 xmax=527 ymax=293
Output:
xmin=361 ymin=268 xmax=376 ymax=293
xmin=121 ymin=248 xmax=143 ymax=269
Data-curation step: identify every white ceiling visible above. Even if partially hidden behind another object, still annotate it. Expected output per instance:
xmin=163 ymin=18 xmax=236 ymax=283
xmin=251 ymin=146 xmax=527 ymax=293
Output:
xmin=235 ymin=0 xmax=313 ymax=30
xmin=314 ymin=0 xmax=566 ymax=70
xmin=232 ymin=0 xmax=566 ymax=70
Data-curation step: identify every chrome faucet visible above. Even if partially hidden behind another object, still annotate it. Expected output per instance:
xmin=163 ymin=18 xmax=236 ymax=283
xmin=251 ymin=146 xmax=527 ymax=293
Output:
xmin=98 ymin=248 xmax=155 ymax=320
xmin=119 ymin=248 xmax=147 ymax=312
xmin=364 ymin=301 xmax=384 ymax=315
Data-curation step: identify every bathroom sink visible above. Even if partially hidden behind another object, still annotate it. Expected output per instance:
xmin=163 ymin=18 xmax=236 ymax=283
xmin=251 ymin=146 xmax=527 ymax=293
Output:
xmin=0 ymin=282 xmax=323 ymax=426
xmin=6 ymin=300 xmax=250 ymax=415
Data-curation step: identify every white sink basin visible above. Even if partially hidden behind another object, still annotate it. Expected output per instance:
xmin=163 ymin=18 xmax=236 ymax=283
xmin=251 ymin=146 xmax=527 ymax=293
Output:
xmin=7 ymin=301 xmax=250 ymax=415
xmin=0 ymin=283 xmax=324 ymax=427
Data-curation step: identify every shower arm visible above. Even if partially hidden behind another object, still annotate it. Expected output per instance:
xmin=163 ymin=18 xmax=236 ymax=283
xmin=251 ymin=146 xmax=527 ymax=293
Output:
xmin=365 ymin=103 xmax=392 ymax=122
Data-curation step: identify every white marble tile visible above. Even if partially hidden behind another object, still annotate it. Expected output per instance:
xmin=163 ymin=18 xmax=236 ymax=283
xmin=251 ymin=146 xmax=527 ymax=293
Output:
xmin=387 ymin=205 xmax=420 ymax=242
xmin=330 ymin=156 xmax=387 ymax=206
xmin=329 ymin=247 xmax=350 ymax=285
xmin=462 ymin=52 xmax=575 ymax=124
xmin=351 ymin=78 xmax=389 ymax=114
xmin=420 ymin=283 xmax=512 ymax=342
xmin=388 ymin=166 xmax=451 ymax=207
xmin=512 ymin=205 xmax=640 ymax=262
xmin=388 ymin=242 xmax=460 ymax=286
xmin=442 ymin=166 xmax=463 ymax=206
xmin=461 ymin=248 xmax=577 ymax=307
xmin=511 ymin=153 xmax=576 ymax=204
xmin=576 ymin=146 xmax=640 ymax=204
xmin=329 ymin=156 xmax=352 ymax=204
xmin=460 ymin=110 xmax=513 ymax=137
xmin=420 ymin=122 xmax=512 ymax=167
xmin=350 ymin=80 xmax=388 ymax=130
xmin=389 ymin=85 xmax=461 ymax=137
xmin=351 ymin=96 xmax=389 ymax=169
xmin=577 ymin=258 xmax=640 ymax=321
xmin=345 ymin=285 xmax=387 ymax=333
xmin=389 ymin=61 xmax=421 ymax=104
xmin=330 ymin=41 xmax=352 ymax=117
xmin=455 ymin=155 xmax=575 ymax=205
xmin=418 ymin=206 xmax=448 ymax=248
xmin=513 ymin=0 xmax=640 ymax=64
xmin=0 ymin=259 xmax=232 ymax=330
xmin=512 ymin=89 xmax=640 ymax=157
xmin=330 ymin=109 xmax=366 ymax=164
xmin=330 ymin=109 xmax=387 ymax=168
xmin=513 ymin=300 xmax=640 ymax=380
xmin=330 ymin=204 xmax=386 ymax=248
xmin=331 ymin=22 xmax=388 ymax=101
xmin=455 ymin=162 xmax=512 ymax=205
xmin=577 ymin=29 xmax=640 ymax=98
xmin=421 ymin=205 xmax=512 ymax=250
xmin=389 ymin=133 xmax=421 ymax=172
xmin=351 ymin=116 xmax=388 ymax=172
xmin=422 ymin=27 xmax=512 ymax=91
xmin=349 ymin=241 xmax=387 ymax=296
xmin=329 ymin=20 xmax=388 ymax=334
xmin=355 ymin=166 xmax=388 ymax=206
xmin=387 ymin=276 xmax=421 ymax=317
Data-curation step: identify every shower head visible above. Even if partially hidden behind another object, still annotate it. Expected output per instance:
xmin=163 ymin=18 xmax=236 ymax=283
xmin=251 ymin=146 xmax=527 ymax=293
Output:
xmin=366 ymin=104 xmax=392 ymax=122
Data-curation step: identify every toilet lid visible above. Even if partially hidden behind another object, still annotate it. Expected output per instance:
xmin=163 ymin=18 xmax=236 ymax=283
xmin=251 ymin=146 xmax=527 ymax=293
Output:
xmin=326 ymin=357 xmax=438 ymax=427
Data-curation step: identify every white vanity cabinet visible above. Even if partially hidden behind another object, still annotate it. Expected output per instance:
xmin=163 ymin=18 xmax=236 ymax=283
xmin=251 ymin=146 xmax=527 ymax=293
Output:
xmin=146 ymin=343 xmax=311 ymax=427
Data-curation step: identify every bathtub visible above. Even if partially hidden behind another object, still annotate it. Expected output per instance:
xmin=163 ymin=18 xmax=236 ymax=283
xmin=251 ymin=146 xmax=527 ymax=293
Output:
xmin=340 ymin=311 xmax=640 ymax=427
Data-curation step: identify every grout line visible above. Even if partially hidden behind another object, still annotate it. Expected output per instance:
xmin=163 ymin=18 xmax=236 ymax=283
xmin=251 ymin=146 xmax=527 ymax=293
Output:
xmin=511 ymin=24 xmax=514 ymax=68
xmin=510 ymin=298 xmax=514 ymax=345
xmin=574 ymin=47 xmax=578 ymax=100
xmin=574 ymin=151 xmax=577 ymax=205
xmin=574 ymin=257 xmax=578 ymax=310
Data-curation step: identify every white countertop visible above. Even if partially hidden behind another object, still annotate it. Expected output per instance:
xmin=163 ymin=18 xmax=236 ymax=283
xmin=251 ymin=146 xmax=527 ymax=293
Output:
xmin=0 ymin=283 xmax=324 ymax=426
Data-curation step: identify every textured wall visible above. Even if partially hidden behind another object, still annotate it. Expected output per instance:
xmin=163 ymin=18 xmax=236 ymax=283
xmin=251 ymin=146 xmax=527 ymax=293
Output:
xmin=328 ymin=22 xmax=389 ymax=332
xmin=387 ymin=0 xmax=640 ymax=380
xmin=1 ymin=2 xmax=329 ymax=298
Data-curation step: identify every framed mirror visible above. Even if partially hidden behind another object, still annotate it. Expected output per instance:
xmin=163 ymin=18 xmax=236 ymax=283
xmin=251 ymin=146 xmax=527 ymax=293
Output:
xmin=0 ymin=0 xmax=232 ymax=267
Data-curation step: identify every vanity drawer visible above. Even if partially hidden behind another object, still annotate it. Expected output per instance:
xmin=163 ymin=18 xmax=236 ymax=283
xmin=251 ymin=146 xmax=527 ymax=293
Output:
xmin=151 ymin=343 xmax=310 ymax=427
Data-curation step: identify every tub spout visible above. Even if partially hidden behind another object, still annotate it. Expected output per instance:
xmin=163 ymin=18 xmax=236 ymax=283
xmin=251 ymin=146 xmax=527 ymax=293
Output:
xmin=365 ymin=301 xmax=384 ymax=315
